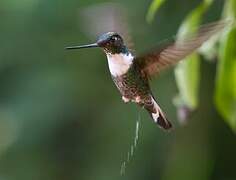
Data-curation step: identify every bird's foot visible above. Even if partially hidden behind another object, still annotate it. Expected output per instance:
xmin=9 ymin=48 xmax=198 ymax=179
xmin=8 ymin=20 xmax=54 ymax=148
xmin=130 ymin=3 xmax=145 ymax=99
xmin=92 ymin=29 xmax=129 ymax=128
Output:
xmin=135 ymin=96 xmax=142 ymax=103
xmin=122 ymin=96 xmax=130 ymax=103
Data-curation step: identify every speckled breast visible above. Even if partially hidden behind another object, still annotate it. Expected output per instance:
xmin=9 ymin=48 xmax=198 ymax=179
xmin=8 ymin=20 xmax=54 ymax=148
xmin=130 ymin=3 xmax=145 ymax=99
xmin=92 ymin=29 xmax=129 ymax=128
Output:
xmin=111 ymin=64 xmax=150 ymax=100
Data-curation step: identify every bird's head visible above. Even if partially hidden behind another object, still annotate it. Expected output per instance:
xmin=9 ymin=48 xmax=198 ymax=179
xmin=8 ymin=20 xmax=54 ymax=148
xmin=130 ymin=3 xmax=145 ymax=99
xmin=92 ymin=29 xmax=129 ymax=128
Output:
xmin=97 ymin=32 xmax=126 ymax=54
xmin=66 ymin=32 xmax=127 ymax=54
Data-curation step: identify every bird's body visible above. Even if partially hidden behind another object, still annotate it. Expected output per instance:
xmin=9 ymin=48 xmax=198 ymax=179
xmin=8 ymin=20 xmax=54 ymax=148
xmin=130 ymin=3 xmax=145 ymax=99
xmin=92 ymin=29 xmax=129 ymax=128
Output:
xmin=66 ymin=21 xmax=227 ymax=130
xmin=107 ymin=51 xmax=172 ymax=128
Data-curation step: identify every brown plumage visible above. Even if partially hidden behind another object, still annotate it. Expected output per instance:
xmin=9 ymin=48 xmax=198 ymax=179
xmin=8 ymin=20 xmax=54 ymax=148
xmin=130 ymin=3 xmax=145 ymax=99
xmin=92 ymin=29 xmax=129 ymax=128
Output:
xmin=136 ymin=21 xmax=228 ymax=78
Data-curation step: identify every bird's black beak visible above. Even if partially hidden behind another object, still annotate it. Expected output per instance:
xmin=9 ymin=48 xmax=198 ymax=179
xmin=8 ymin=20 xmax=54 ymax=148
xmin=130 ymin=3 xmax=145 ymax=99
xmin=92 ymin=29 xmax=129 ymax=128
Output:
xmin=65 ymin=43 xmax=98 ymax=50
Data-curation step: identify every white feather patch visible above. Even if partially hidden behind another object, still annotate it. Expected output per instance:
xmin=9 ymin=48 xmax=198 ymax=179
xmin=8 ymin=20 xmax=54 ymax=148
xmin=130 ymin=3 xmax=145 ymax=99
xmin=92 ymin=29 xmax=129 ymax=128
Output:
xmin=107 ymin=53 xmax=134 ymax=76
xmin=151 ymin=97 xmax=160 ymax=122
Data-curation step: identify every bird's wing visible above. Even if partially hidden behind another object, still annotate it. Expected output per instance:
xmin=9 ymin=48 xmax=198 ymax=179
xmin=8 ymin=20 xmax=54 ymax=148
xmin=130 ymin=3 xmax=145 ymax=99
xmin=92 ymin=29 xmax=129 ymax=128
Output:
xmin=80 ymin=2 xmax=134 ymax=51
xmin=135 ymin=21 xmax=228 ymax=78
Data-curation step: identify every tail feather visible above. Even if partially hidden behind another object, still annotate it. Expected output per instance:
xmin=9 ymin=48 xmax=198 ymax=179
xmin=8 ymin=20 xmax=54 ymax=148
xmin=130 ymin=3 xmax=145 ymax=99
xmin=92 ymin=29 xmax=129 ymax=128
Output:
xmin=145 ymin=97 xmax=172 ymax=130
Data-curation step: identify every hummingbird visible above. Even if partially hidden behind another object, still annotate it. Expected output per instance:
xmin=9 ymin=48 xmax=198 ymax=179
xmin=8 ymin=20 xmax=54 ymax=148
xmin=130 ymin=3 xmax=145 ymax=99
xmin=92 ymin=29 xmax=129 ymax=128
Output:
xmin=66 ymin=21 xmax=226 ymax=130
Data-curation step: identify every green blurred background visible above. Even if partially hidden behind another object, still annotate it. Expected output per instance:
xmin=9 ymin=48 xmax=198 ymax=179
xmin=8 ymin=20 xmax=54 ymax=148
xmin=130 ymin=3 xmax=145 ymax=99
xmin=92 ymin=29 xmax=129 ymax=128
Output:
xmin=0 ymin=0 xmax=235 ymax=180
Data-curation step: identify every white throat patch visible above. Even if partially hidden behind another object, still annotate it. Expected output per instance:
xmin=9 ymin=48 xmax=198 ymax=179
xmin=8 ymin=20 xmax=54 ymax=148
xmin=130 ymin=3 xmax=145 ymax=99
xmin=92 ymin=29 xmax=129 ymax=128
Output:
xmin=107 ymin=53 xmax=134 ymax=77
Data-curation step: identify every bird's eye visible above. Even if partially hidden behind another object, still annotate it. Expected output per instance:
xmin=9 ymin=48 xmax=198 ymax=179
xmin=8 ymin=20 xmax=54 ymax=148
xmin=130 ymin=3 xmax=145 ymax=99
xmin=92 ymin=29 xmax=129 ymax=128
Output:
xmin=112 ymin=36 xmax=118 ymax=41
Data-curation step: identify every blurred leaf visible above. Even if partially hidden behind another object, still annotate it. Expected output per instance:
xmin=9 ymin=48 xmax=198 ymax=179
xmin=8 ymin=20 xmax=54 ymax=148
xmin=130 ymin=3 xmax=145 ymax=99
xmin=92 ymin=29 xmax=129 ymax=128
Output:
xmin=174 ymin=0 xmax=213 ymax=121
xmin=199 ymin=0 xmax=235 ymax=61
xmin=215 ymin=27 xmax=236 ymax=132
xmin=222 ymin=0 xmax=236 ymax=19
xmin=146 ymin=0 xmax=166 ymax=23
xmin=198 ymin=33 xmax=219 ymax=60
xmin=174 ymin=54 xmax=200 ymax=109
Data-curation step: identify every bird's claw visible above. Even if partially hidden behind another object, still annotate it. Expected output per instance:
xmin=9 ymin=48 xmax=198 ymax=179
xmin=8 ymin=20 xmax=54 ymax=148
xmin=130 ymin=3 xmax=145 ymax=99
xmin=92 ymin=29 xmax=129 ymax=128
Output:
xmin=135 ymin=96 xmax=141 ymax=103
xmin=122 ymin=96 xmax=130 ymax=103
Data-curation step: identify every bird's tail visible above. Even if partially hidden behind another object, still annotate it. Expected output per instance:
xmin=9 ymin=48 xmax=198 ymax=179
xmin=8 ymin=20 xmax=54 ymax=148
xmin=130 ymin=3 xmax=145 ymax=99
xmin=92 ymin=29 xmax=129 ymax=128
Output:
xmin=144 ymin=97 xmax=172 ymax=130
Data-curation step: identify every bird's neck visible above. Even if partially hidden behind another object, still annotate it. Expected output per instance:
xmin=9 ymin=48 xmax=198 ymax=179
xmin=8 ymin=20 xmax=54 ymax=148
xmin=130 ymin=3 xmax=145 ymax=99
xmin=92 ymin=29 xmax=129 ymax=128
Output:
xmin=120 ymin=46 xmax=130 ymax=55
xmin=106 ymin=51 xmax=134 ymax=77
xmin=104 ymin=45 xmax=129 ymax=55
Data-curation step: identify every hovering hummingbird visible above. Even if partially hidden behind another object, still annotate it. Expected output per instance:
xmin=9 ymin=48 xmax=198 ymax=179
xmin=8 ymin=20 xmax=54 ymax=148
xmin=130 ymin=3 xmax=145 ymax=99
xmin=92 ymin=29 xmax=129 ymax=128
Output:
xmin=66 ymin=21 xmax=226 ymax=130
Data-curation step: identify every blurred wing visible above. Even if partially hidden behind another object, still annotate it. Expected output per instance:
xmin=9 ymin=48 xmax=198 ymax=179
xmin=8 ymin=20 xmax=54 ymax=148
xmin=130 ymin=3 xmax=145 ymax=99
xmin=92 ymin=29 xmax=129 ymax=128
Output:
xmin=80 ymin=2 xmax=134 ymax=50
xmin=136 ymin=21 xmax=228 ymax=78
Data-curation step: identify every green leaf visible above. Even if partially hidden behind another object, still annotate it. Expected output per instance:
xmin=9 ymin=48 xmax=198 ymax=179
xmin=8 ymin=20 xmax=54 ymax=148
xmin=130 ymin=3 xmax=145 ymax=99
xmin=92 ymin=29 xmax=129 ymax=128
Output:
xmin=222 ymin=0 xmax=236 ymax=19
xmin=198 ymin=34 xmax=219 ymax=60
xmin=146 ymin=0 xmax=166 ymax=23
xmin=174 ymin=0 xmax=213 ymax=111
xmin=215 ymin=27 xmax=236 ymax=132
xmin=174 ymin=54 xmax=200 ymax=109
xmin=177 ymin=0 xmax=213 ymax=38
